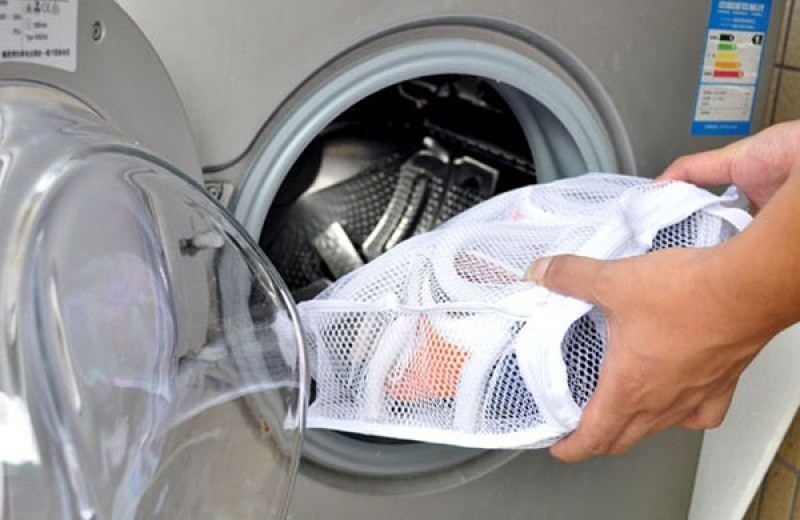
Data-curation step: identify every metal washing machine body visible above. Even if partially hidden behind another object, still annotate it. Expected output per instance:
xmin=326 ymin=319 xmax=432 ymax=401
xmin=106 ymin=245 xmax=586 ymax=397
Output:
xmin=2 ymin=1 xmax=799 ymax=519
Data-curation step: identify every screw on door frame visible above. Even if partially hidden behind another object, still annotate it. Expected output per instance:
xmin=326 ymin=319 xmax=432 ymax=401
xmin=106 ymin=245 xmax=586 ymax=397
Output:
xmin=91 ymin=20 xmax=104 ymax=42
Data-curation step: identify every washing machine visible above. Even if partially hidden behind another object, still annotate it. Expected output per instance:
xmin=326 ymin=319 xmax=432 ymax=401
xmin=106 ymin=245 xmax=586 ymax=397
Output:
xmin=2 ymin=1 xmax=799 ymax=519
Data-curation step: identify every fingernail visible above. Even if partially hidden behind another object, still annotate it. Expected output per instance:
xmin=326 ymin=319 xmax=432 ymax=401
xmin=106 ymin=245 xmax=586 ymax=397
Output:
xmin=524 ymin=257 xmax=552 ymax=283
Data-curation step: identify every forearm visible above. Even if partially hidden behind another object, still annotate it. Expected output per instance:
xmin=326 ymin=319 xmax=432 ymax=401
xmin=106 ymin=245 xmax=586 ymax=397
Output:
xmin=707 ymin=164 xmax=800 ymax=342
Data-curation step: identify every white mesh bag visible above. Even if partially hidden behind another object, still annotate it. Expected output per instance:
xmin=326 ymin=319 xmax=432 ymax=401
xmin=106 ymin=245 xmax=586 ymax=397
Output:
xmin=297 ymin=173 xmax=752 ymax=449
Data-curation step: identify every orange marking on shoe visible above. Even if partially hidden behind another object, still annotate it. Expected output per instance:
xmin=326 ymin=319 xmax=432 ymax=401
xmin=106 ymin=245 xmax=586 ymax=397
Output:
xmin=386 ymin=316 xmax=470 ymax=401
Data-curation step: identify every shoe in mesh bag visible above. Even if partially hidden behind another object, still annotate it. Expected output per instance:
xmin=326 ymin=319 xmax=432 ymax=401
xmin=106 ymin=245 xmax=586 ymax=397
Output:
xmin=297 ymin=173 xmax=752 ymax=449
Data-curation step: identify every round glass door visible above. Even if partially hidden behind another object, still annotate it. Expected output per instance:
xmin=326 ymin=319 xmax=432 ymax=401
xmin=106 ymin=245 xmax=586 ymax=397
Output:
xmin=0 ymin=85 xmax=307 ymax=519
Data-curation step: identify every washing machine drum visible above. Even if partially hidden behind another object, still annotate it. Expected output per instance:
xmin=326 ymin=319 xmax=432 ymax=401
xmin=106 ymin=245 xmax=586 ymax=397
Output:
xmin=0 ymin=88 xmax=306 ymax=519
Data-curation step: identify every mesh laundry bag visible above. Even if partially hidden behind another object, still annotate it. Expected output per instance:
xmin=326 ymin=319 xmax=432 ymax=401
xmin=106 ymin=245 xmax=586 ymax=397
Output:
xmin=297 ymin=173 xmax=752 ymax=449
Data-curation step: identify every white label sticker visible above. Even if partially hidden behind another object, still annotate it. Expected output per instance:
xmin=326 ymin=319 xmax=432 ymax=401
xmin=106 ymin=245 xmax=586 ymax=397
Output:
xmin=694 ymin=84 xmax=755 ymax=122
xmin=0 ymin=0 xmax=77 ymax=72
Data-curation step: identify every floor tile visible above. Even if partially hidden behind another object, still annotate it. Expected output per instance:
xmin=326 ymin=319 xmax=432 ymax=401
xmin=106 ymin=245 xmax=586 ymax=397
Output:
xmin=794 ymin=479 xmax=800 ymax=519
xmin=747 ymin=483 xmax=764 ymax=520
xmin=779 ymin=410 xmax=800 ymax=470
xmin=760 ymin=461 xmax=796 ymax=520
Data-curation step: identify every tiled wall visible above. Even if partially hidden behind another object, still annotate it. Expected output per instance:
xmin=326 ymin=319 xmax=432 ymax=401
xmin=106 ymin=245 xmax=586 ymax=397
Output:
xmin=766 ymin=0 xmax=800 ymax=123
xmin=744 ymin=1 xmax=800 ymax=519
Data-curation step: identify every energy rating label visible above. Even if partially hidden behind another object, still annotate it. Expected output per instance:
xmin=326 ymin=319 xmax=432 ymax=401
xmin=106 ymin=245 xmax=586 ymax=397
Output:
xmin=0 ymin=0 xmax=78 ymax=72
xmin=692 ymin=0 xmax=772 ymax=136
xmin=703 ymin=29 xmax=763 ymax=83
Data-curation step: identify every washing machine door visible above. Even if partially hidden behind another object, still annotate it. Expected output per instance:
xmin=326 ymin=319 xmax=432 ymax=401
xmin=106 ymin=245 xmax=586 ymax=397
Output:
xmin=0 ymin=85 xmax=308 ymax=519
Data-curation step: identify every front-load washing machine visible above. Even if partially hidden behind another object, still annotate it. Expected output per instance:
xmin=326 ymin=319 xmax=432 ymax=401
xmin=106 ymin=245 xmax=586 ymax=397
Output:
xmin=2 ymin=1 xmax=800 ymax=519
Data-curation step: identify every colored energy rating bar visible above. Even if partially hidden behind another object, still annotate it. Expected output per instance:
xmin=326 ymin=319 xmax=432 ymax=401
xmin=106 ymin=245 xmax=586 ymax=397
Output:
xmin=713 ymin=69 xmax=744 ymax=78
xmin=711 ymin=38 xmax=743 ymax=79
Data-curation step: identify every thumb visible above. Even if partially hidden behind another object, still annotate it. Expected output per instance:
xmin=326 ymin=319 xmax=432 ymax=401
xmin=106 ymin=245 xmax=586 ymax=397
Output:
xmin=524 ymin=255 xmax=608 ymax=304
xmin=657 ymin=146 xmax=735 ymax=185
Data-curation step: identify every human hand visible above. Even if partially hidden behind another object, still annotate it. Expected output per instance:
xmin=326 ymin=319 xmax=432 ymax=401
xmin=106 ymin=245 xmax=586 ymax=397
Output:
xmin=525 ymin=246 xmax=772 ymax=463
xmin=523 ymin=120 xmax=800 ymax=463
xmin=659 ymin=120 xmax=800 ymax=212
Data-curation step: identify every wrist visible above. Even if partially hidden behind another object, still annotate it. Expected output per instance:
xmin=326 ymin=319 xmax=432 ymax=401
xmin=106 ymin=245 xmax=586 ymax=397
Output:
xmin=702 ymin=228 xmax=800 ymax=347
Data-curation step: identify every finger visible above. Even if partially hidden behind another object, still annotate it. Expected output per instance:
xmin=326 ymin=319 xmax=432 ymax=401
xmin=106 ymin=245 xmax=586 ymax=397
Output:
xmin=678 ymin=384 xmax=737 ymax=430
xmin=609 ymin=391 xmax=708 ymax=453
xmin=549 ymin=368 xmax=635 ymax=462
xmin=606 ymin=413 xmax=658 ymax=455
xmin=657 ymin=146 xmax=736 ymax=185
xmin=644 ymin=381 xmax=738 ymax=436
xmin=524 ymin=254 xmax=608 ymax=304
xmin=550 ymin=405 xmax=631 ymax=463
xmin=647 ymin=407 xmax=696 ymax=436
